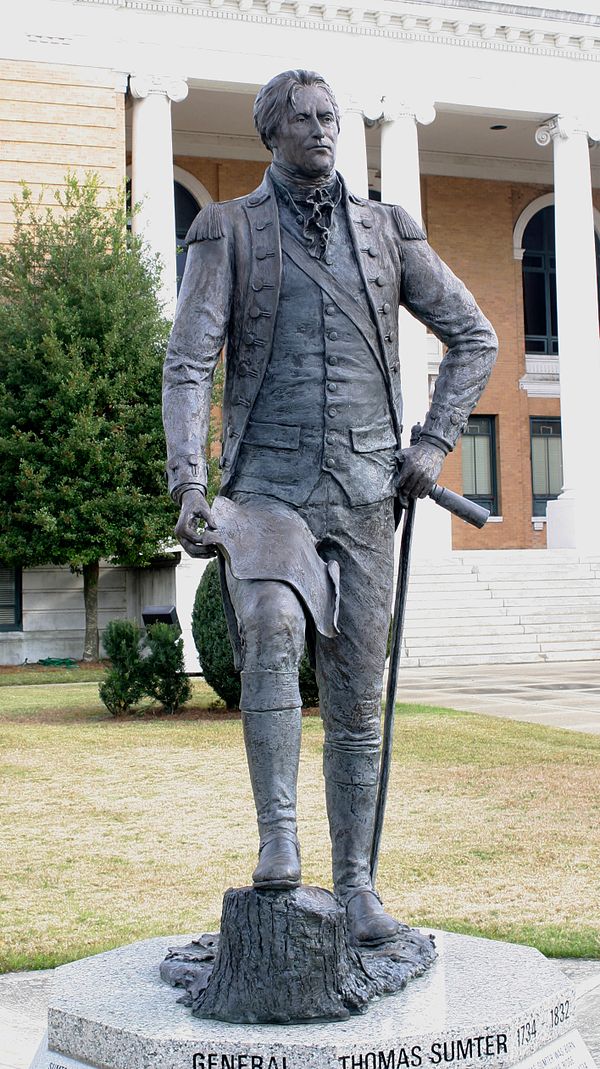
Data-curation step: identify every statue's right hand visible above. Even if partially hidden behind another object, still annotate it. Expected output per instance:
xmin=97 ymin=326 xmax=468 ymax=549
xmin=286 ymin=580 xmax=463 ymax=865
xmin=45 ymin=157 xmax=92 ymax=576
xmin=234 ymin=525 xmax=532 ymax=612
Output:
xmin=175 ymin=488 xmax=217 ymax=558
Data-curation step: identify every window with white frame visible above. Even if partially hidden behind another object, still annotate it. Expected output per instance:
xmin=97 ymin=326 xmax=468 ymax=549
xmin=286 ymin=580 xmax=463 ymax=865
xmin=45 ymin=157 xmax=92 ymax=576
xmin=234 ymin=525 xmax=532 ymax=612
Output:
xmin=462 ymin=416 xmax=499 ymax=516
xmin=530 ymin=418 xmax=563 ymax=517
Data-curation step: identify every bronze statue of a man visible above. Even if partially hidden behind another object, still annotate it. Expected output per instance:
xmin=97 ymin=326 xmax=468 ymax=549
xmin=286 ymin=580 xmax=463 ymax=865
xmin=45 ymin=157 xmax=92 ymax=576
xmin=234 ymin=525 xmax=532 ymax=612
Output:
xmin=163 ymin=70 xmax=497 ymax=946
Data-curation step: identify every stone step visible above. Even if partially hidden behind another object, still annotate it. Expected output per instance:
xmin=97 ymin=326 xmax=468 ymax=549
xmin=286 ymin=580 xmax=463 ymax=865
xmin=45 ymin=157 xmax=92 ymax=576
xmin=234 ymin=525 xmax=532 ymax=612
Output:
xmin=501 ymin=594 xmax=600 ymax=608
xmin=529 ymin=636 xmax=600 ymax=650
xmin=521 ymin=618 xmax=600 ymax=633
xmin=406 ymin=591 xmax=495 ymax=607
xmin=405 ymin=605 xmax=514 ymax=620
xmin=474 ymin=579 xmax=600 ymax=593
xmin=401 ymin=648 xmax=600 ymax=668
xmin=409 ymin=573 xmax=480 ymax=586
xmin=471 ymin=566 xmax=596 ymax=581
xmin=518 ymin=611 xmax=600 ymax=624
xmin=405 ymin=638 xmax=544 ymax=657
xmin=402 ymin=624 xmax=598 ymax=649
xmin=406 ymin=618 xmax=524 ymax=635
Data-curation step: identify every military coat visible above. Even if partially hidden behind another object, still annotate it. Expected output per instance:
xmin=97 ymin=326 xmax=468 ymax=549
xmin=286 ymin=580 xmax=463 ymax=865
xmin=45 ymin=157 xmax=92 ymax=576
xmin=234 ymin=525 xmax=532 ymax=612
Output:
xmin=163 ymin=169 xmax=497 ymax=501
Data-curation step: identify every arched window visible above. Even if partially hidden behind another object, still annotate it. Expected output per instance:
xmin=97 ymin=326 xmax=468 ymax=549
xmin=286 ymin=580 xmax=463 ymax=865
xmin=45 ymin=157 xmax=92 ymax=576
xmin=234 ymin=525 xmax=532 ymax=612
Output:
xmin=521 ymin=203 xmax=600 ymax=355
xmin=174 ymin=180 xmax=200 ymax=292
xmin=522 ymin=206 xmax=557 ymax=355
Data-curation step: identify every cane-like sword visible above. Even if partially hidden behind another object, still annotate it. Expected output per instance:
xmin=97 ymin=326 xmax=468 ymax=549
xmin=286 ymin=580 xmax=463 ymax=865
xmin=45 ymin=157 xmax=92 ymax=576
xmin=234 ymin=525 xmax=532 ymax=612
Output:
xmin=370 ymin=426 xmax=491 ymax=885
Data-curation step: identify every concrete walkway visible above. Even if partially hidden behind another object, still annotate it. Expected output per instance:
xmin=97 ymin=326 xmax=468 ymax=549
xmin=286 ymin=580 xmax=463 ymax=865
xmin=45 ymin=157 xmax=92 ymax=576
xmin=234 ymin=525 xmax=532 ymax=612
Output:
xmin=396 ymin=660 xmax=600 ymax=733
xmin=2 ymin=660 xmax=599 ymax=1068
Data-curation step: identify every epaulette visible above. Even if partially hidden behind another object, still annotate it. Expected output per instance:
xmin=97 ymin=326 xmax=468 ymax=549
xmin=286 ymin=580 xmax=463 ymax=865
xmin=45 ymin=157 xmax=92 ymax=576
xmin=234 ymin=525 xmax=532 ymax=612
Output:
xmin=392 ymin=205 xmax=426 ymax=241
xmin=185 ymin=203 xmax=224 ymax=245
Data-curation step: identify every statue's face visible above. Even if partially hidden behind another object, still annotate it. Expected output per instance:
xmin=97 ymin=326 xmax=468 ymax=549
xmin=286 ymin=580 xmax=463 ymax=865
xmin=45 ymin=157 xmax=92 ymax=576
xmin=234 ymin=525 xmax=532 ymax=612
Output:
xmin=270 ymin=85 xmax=338 ymax=179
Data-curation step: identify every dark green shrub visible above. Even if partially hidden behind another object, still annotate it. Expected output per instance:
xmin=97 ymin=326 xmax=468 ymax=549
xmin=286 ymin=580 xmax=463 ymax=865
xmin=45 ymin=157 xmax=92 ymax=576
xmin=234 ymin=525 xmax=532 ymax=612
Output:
xmin=99 ymin=619 xmax=146 ymax=715
xmin=144 ymin=622 xmax=192 ymax=715
xmin=192 ymin=560 xmax=319 ymax=709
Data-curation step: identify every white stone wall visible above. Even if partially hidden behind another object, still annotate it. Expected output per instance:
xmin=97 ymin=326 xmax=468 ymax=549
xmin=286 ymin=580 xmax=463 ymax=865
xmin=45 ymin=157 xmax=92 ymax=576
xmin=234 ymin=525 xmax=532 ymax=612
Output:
xmin=0 ymin=561 xmax=178 ymax=666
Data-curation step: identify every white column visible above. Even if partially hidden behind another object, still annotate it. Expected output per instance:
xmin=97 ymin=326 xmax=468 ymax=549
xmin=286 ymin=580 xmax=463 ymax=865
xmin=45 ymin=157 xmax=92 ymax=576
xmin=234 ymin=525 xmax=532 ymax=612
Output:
xmin=129 ymin=74 xmax=188 ymax=318
xmin=535 ymin=115 xmax=600 ymax=555
xmin=381 ymin=102 xmax=451 ymax=557
xmin=335 ymin=93 xmax=369 ymax=198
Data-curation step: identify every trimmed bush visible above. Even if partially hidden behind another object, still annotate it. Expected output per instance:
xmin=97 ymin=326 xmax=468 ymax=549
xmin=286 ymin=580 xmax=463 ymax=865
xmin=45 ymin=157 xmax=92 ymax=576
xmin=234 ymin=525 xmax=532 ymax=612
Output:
xmin=144 ymin=622 xmax=192 ymax=715
xmin=192 ymin=560 xmax=319 ymax=709
xmin=99 ymin=619 xmax=146 ymax=715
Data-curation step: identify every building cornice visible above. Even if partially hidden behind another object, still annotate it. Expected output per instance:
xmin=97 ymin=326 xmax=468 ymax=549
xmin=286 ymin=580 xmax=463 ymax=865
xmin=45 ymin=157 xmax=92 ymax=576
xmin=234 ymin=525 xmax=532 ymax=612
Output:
xmin=71 ymin=0 xmax=600 ymax=61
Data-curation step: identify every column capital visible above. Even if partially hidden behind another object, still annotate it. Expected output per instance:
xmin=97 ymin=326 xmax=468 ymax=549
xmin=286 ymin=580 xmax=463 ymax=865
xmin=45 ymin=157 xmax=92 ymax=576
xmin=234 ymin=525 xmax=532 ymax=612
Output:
xmin=380 ymin=97 xmax=436 ymax=127
xmin=535 ymin=114 xmax=600 ymax=148
xmin=129 ymin=74 xmax=188 ymax=104
xmin=336 ymin=88 xmax=383 ymax=126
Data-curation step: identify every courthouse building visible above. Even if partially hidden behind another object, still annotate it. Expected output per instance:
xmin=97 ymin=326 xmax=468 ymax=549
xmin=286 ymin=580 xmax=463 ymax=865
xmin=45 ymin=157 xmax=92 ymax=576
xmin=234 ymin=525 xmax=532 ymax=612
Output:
xmin=1 ymin=0 xmax=599 ymax=666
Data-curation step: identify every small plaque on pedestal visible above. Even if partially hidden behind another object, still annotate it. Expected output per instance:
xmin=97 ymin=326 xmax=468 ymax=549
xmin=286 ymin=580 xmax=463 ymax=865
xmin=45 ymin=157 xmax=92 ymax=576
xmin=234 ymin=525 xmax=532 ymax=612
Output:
xmin=514 ymin=1030 xmax=597 ymax=1069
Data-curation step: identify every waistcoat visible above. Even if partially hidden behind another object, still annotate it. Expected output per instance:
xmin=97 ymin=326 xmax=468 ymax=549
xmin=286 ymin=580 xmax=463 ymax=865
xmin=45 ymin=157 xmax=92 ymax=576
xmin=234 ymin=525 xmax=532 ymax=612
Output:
xmin=231 ymin=188 xmax=397 ymax=507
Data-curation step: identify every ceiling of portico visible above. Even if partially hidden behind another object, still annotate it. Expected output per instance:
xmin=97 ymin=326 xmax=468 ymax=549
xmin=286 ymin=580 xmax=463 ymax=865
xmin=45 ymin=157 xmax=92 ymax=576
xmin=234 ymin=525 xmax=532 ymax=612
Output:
xmin=125 ymin=85 xmax=600 ymax=189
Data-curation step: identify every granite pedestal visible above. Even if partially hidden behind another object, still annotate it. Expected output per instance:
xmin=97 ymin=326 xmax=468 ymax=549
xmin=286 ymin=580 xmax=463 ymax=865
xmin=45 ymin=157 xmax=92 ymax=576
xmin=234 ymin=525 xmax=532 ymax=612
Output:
xmin=30 ymin=930 xmax=591 ymax=1069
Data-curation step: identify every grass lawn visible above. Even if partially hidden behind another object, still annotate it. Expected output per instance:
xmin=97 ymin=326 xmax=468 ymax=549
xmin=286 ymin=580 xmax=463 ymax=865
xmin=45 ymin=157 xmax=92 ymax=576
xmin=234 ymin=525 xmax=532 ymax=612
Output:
xmin=0 ymin=676 xmax=598 ymax=971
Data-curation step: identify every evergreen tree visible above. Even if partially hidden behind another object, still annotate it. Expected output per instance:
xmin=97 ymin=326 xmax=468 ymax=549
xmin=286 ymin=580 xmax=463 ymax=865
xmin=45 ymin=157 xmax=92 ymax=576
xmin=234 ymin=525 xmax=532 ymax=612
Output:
xmin=0 ymin=175 xmax=176 ymax=660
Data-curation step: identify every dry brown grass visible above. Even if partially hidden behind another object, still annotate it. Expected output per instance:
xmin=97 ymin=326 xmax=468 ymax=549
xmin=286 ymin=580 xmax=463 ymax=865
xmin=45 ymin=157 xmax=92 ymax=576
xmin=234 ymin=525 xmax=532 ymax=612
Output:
xmin=0 ymin=688 xmax=598 ymax=970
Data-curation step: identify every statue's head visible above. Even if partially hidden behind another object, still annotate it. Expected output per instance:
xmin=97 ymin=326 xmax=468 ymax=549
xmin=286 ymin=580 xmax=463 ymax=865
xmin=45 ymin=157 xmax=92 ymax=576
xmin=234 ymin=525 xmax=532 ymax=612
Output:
xmin=253 ymin=70 xmax=340 ymax=180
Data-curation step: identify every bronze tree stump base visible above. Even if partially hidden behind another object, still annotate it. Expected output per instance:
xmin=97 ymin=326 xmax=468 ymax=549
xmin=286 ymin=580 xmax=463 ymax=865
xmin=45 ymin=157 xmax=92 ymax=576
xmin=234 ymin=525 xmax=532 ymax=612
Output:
xmin=160 ymin=884 xmax=436 ymax=1023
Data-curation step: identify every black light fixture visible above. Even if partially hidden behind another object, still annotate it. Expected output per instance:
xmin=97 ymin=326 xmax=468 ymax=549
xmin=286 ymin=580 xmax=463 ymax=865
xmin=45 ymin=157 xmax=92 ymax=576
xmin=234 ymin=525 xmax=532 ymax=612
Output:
xmin=142 ymin=605 xmax=181 ymax=634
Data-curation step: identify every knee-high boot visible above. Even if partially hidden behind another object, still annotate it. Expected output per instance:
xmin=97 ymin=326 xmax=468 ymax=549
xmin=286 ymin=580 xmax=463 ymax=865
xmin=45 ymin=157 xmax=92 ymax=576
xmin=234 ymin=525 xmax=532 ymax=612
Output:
xmin=241 ymin=669 xmax=302 ymax=889
xmin=324 ymin=744 xmax=399 ymax=945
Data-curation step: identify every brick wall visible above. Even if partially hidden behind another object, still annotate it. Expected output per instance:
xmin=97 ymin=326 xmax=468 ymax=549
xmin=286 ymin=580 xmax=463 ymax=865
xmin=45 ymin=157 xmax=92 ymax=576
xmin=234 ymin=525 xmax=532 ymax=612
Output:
xmin=173 ymin=155 xmax=266 ymax=202
xmin=424 ymin=176 xmax=565 ymax=550
xmin=0 ymin=60 xmax=125 ymax=243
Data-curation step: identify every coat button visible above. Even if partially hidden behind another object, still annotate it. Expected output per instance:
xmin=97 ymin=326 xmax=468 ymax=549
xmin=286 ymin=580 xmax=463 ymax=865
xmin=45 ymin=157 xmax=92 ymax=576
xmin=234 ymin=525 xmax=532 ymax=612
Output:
xmin=325 ymin=304 xmax=335 ymax=316
xmin=381 ymin=302 xmax=391 ymax=314
xmin=368 ymin=245 xmax=378 ymax=257
xmin=375 ymin=275 xmax=386 ymax=287
xmin=385 ymin=333 xmax=394 ymax=343
xmin=327 ymin=355 xmax=338 ymax=366
xmin=325 ymin=432 xmax=335 ymax=445
xmin=328 ymin=407 xmax=337 ymax=418
xmin=325 ymin=457 xmax=336 ymax=468
xmin=328 ymin=330 xmax=339 ymax=341
xmin=361 ymin=218 xmax=372 ymax=228
xmin=244 ymin=332 xmax=255 ymax=345
xmin=327 ymin=382 xmax=337 ymax=393
xmin=256 ymin=250 xmax=269 ymax=260
xmin=252 ymin=281 xmax=264 ymax=292
xmin=249 ymin=306 xmax=262 ymax=318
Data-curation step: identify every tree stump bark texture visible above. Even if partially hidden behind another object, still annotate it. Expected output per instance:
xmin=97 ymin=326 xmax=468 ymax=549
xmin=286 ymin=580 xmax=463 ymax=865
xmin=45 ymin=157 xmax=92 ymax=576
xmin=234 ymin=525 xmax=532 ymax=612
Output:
xmin=162 ymin=885 xmax=436 ymax=1024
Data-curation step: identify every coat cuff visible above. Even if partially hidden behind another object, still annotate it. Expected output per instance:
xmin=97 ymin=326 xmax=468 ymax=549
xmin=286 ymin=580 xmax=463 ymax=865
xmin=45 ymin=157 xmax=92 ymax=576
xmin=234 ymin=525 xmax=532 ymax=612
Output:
xmin=421 ymin=405 xmax=466 ymax=453
xmin=166 ymin=454 xmax=208 ymax=500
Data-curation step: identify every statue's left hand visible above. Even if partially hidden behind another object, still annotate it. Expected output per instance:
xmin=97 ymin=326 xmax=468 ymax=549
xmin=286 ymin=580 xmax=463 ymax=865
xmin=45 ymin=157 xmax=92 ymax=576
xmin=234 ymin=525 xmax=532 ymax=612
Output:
xmin=396 ymin=440 xmax=445 ymax=501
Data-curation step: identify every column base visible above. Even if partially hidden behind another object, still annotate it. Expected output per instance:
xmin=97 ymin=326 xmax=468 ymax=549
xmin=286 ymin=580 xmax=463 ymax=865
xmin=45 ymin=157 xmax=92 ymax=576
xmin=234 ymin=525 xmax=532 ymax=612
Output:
xmin=546 ymin=491 xmax=597 ymax=555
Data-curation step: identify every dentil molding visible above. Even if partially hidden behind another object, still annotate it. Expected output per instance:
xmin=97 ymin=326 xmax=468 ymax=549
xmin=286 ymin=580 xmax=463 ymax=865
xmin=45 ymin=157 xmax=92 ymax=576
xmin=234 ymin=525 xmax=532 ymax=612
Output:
xmin=71 ymin=0 xmax=600 ymax=63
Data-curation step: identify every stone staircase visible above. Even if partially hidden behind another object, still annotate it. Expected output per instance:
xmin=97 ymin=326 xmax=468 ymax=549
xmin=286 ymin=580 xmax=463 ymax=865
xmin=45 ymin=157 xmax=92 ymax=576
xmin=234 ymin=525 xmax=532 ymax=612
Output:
xmin=402 ymin=550 xmax=600 ymax=667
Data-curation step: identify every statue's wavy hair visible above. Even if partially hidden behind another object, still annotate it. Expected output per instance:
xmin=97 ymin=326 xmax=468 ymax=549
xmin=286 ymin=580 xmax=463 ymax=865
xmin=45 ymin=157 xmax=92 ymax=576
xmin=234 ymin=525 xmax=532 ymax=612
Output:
xmin=253 ymin=70 xmax=340 ymax=151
